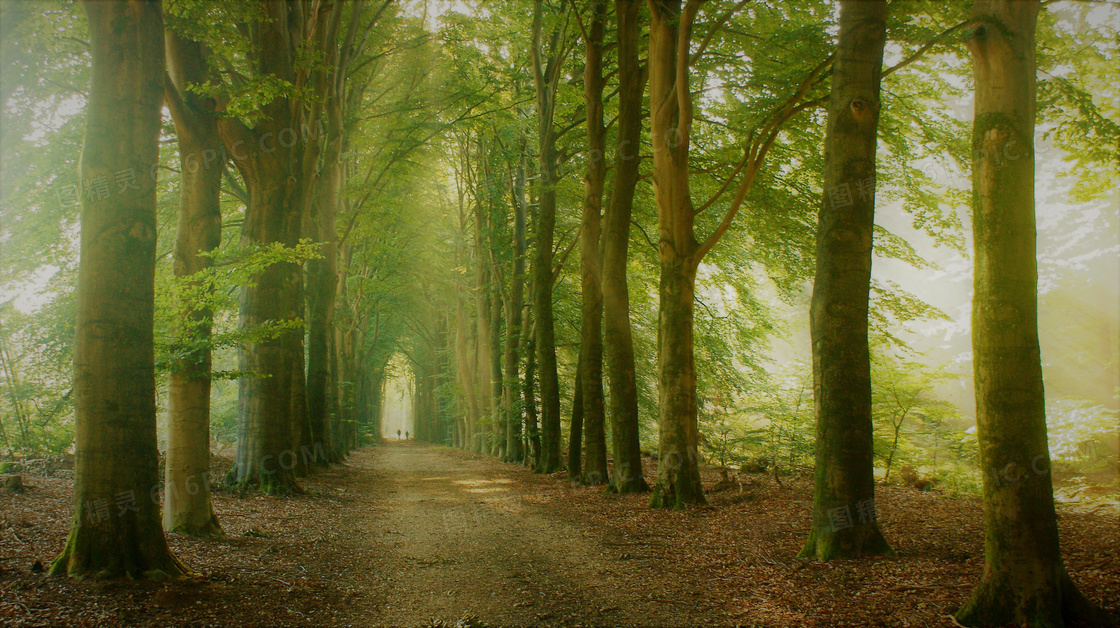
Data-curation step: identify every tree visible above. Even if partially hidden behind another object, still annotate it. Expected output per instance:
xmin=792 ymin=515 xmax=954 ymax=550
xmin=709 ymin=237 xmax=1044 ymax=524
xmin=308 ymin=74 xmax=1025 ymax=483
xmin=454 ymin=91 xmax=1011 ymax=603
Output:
xmin=870 ymin=349 xmax=957 ymax=483
xmin=576 ymin=0 xmax=609 ymax=486
xmin=645 ymin=0 xmax=830 ymax=507
xmin=799 ymin=0 xmax=892 ymax=561
xmin=51 ymin=0 xmax=188 ymax=578
xmin=602 ymin=0 xmax=648 ymax=493
xmin=954 ymin=1 xmax=1110 ymax=625
xmin=306 ymin=0 xmax=370 ymax=469
xmin=161 ymin=18 xmax=224 ymax=538
xmin=215 ymin=0 xmax=339 ymax=492
xmin=530 ymin=0 xmax=573 ymax=473
xmin=503 ymin=142 xmax=529 ymax=462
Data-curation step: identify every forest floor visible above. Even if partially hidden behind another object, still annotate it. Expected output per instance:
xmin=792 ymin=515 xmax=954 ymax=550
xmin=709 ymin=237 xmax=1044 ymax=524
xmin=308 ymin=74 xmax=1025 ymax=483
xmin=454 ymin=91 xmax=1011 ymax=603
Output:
xmin=1 ymin=441 xmax=1118 ymax=627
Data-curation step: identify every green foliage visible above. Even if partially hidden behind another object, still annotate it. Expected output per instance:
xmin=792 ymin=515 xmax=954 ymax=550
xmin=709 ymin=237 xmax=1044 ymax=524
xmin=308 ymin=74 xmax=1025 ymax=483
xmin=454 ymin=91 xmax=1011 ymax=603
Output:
xmin=1045 ymin=398 xmax=1118 ymax=475
xmin=731 ymin=361 xmax=816 ymax=476
xmin=0 ymin=302 xmax=75 ymax=456
xmin=154 ymin=240 xmax=321 ymax=378
xmin=870 ymin=346 xmax=962 ymax=482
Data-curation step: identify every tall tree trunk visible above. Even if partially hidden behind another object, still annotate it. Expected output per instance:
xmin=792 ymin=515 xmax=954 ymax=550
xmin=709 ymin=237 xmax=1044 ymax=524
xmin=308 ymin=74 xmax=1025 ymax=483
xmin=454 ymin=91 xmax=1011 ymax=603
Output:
xmin=578 ymin=0 xmax=609 ymax=486
xmin=332 ymin=244 xmax=353 ymax=460
xmin=799 ymin=0 xmax=892 ymax=561
xmin=568 ymin=350 xmax=584 ymax=481
xmin=455 ymin=293 xmax=479 ymax=451
xmin=503 ymin=147 xmax=529 ymax=462
xmin=305 ymin=155 xmax=339 ymax=467
xmin=647 ymin=0 xmax=704 ymax=508
xmin=52 ymin=0 xmax=188 ymax=578
xmin=290 ymin=2 xmax=342 ymax=478
xmin=474 ymin=199 xmax=495 ymax=454
xmin=228 ymin=174 xmax=301 ymax=492
xmin=531 ymin=0 xmax=565 ymax=473
xmin=523 ymin=287 xmax=541 ymax=468
xmin=603 ymin=0 xmax=648 ymax=494
xmin=305 ymin=101 xmax=343 ymax=470
xmin=645 ymin=0 xmax=829 ymax=506
xmin=220 ymin=1 xmax=330 ymax=494
xmin=162 ymin=28 xmax=223 ymax=538
xmin=489 ymin=277 xmax=504 ymax=457
xmin=532 ymin=151 xmax=561 ymax=472
xmin=955 ymin=2 xmax=1110 ymax=625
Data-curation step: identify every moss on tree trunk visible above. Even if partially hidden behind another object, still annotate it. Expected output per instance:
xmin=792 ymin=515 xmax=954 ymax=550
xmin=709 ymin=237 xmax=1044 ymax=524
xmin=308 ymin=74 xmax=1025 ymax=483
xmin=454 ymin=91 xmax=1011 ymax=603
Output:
xmin=52 ymin=0 xmax=189 ymax=578
xmin=955 ymin=2 xmax=1112 ymax=626
xmin=503 ymin=147 xmax=529 ymax=463
xmin=646 ymin=0 xmax=705 ymax=508
xmin=602 ymin=0 xmax=648 ymax=494
xmin=162 ymin=28 xmax=224 ymax=539
xmin=578 ymin=0 xmax=609 ymax=487
xmin=799 ymin=0 xmax=893 ymax=562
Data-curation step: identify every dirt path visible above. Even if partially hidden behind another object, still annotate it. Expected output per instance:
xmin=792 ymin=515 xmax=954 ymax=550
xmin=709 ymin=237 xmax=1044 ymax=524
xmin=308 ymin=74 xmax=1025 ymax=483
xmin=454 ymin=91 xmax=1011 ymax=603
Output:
xmin=351 ymin=442 xmax=716 ymax=627
xmin=3 ymin=442 xmax=1117 ymax=627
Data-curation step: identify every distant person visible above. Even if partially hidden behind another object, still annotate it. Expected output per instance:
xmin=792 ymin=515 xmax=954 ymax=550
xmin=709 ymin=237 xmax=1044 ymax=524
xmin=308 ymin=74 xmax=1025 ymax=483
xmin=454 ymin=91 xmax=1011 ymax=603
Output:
xmin=397 ymin=429 xmax=401 ymax=439
xmin=405 ymin=431 xmax=410 ymax=440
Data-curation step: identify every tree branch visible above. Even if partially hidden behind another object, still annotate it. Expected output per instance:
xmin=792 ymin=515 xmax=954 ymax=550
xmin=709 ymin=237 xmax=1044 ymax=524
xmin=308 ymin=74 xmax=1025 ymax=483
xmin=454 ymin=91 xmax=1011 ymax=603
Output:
xmin=689 ymin=0 xmax=751 ymax=66
xmin=882 ymin=20 xmax=971 ymax=79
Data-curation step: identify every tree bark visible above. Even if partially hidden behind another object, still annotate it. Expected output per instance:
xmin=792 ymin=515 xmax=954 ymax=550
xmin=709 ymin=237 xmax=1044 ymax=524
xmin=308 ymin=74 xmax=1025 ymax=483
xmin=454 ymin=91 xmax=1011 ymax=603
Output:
xmin=474 ymin=190 xmax=495 ymax=454
xmin=162 ymin=27 xmax=223 ymax=538
xmin=455 ymin=288 xmax=479 ymax=451
xmin=523 ymin=281 xmax=541 ymax=468
xmin=799 ymin=0 xmax=892 ymax=561
xmin=220 ymin=0 xmax=333 ymax=494
xmin=568 ymin=350 xmax=584 ymax=481
xmin=603 ymin=0 xmax=649 ymax=494
xmin=646 ymin=0 xmax=704 ymax=508
xmin=489 ymin=273 xmax=504 ymax=457
xmin=531 ymin=0 xmax=565 ymax=473
xmin=52 ymin=0 xmax=188 ymax=578
xmin=578 ymin=0 xmax=609 ymax=486
xmin=955 ymin=2 xmax=1110 ymax=625
xmin=305 ymin=83 xmax=343 ymax=469
xmin=503 ymin=146 xmax=529 ymax=462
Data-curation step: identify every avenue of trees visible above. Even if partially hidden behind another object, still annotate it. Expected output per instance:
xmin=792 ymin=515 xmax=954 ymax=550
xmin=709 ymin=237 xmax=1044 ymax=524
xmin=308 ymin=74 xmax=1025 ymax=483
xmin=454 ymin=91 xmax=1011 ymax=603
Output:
xmin=0 ymin=0 xmax=1117 ymax=626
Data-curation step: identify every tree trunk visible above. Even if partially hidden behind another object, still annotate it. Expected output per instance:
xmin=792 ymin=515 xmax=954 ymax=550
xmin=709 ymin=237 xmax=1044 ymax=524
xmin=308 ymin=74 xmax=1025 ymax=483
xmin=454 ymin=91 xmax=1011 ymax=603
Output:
xmin=52 ymin=0 xmax=188 ymax=578
xmin=647 ymin=0 xmax=704 ymax=508
xmin=603 ymin=0 xmax=648 ymax=494
xmin=220 ymin=1 xmax=329 ymax=494
xmin=533 ymin=155 xmax=562 ymax=473
xmin=162 ymin=28 xmax=223 ymax=538
xmin=799 ymin=0 xmax=892 ymax=561
xmin=523 ymin=291 xmax=541 ymax=468
xmin=474 ymin=199 xmax=495 ymax=454
xmin=489 ymin=277 xmax=504 ymax=457
xmin=568 ymin=351 xmax=584 ymax=481
xmin=531 ymin=0 xmax=564 ymax=474
xmin=578 ymin=0 xmax=609 ymax=487
xmin=455 ymin=293 xmax=479 ymax=451
xmin=649 ymin=256 xmax=705 ymax=508
xmin=883 ymin=417 xmax=904 ymax=483
xmin=503 ymin=147 xmax=529 ymax=462
xmin=304 ymin=122 xmax=340 ymax=470
xmin=955 ymin=2 xmax=1109 ymax=625
xmin=229 ymin=176 xmax=301 ymax=492
xmin=332 ymin=245 xmax=353 ymax=460
xmin=305 ymin=167 xmax=338 ymax=467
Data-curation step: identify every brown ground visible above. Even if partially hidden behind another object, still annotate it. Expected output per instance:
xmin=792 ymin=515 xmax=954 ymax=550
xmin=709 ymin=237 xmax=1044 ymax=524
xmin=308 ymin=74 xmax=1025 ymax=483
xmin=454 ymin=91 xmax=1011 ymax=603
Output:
xmin=1 ymin=442 xmax=1117 ymax=627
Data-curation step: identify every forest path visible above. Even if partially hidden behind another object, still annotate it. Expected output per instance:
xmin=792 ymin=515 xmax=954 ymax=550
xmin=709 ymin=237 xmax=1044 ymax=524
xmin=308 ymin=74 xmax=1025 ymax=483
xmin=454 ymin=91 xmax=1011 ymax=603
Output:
xmin=4 ymin=442 xmax=1118 ymax=626
xmin=351 ymin=441 xmax=717 ymax=627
